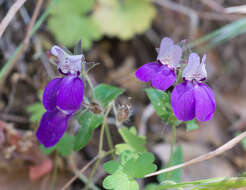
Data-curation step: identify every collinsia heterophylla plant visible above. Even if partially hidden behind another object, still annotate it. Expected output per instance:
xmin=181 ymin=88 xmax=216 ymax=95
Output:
xmin=34 ymin=37 xmax=219 ymax=190
xmin=36 ymin=46 xmax=84 ymax=148
xmin=136 ymin=37 xmax=216 ymax=122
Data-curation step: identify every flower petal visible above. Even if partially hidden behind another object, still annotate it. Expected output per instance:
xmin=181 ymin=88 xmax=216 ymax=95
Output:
xmin=171 ymin=45 xmax=182 ymax=68
xmin=36 ymin=110 xmax=69 ymax=147
xmin=50 ymin=45 xmax=65 ymax=57
xmin=135 ymin=62 xmax=161 ymax=82
xmin=43 ymin=78 xmax=63 ymax=111
xmin=171 ymin=82 xmax=196 ymax=121
xmin=194 ymin=83 xmax=216 ymax=121
xmin=182 ymin=53 xmax=207 ymax=81
xmin=157 ymin=37 xmax=174 ymax=61
xmin=151 ymin=65 xmax=176 ymax=91
xmin=57 ymin=75 xmax=84 ymax=112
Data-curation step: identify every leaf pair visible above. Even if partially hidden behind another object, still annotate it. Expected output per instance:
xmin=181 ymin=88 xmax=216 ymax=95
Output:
xmin=103 ymin=127 xmax=157 ymax=190
xmin=103 ymin=151 xmax=157 ymax=190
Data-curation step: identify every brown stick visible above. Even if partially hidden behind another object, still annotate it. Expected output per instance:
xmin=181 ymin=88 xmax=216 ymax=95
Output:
xmin=145 ymin=131 xmax=246 ymax=178
xmin=0 ymin=0 xmax=27 ymax=38
xmin=0 ymin=0 xmax=44 ymax=87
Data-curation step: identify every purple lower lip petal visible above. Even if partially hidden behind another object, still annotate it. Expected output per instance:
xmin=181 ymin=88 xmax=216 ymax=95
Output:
xmin=171 ymin=81 xmax=196 ymax=121
xmin=194 ymin=83 xmax=216 ymax=121
xmin=36 ymin=110 xmax=69 ymax=148
xmin=135 ymin=62 xmax=161 ymax=82
xmin=151 ymin=65 xmax=176 ymax=91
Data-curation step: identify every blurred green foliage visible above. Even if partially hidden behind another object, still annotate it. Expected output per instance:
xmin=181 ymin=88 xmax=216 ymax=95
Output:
xmin=47 ymin=0 xmax=156 ymax=49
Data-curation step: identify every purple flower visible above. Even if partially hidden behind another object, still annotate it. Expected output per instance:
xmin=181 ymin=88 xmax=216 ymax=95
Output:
xmin=171 ymin=53 xmax=216 ymax=122
xmin=135 ymin=37 xmax=182 ymax=91
xmin=36 ymin=110 xmax=70 ymax=147
xmin=36 ymin=46 xmax=84 ymax=148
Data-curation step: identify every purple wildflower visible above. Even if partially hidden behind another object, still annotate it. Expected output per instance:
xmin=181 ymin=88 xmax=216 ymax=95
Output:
xmin=135 ymin=37 xmax=182 ymax=91
xmin=36 ymin=46 xmax=84 ymax=148
xmin=171 ymin=53 xmax=216 ymax=122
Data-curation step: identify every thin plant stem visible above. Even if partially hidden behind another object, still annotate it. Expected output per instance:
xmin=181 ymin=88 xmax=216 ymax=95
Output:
xmin=51 ymin=150 xmax=58 ymax=190
xmin=105 ymin=124 xmax=115 ymax=159
xmin=84 ymin=104 xmax=113 ymax=190
xmin=170 ymin=125 xmax=177 ymax=161
xmin=165 ymin=125 xmax=177 ymax=179
xmin=61 ymin=150 xmax=114 ymax=190
xmin=85 ymin=73 xmax=95 ymax=100
xmin=112 ymin=101 xmax=121 ymax=128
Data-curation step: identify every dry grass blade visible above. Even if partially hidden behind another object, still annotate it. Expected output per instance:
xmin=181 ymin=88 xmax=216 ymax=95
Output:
xmin=0 ymin=0 xmax=43 ymax=87
xmin=145 ymin=130 xmax=246 ymax=178
xmin=152 ymin=0 xmax=199 ymax=38
xmin=226 ymin=5 xmax=246 ymax=14
xmin=0 ymin=0 xmax=27 ymax=38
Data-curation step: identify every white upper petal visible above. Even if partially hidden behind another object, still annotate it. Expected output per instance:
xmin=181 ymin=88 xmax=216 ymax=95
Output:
xmin=50 ymin=45 xmax=83 ymax=74
xmin=157 ymin=37 xmax=182 ymax=68
xmin=182 ymin=53 xmax=207 ymax=81
xmin=157 ymin=37 xmax=174 ymax=61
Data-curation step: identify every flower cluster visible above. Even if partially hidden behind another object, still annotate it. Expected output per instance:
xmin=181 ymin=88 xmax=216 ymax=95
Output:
xmin=36 ymin=46 xmax=84 ymax=148
xmin=136 ymin=37 xmax=216 ymax=122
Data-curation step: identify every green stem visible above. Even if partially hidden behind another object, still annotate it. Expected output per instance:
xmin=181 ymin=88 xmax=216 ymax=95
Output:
xmin=84 ymin=105 xmax=112 ymax=190
xmin=170 ymin=125 xmax=176 ymax=161
xmin=78 ymin=174 xmax=100 ymax=190
xmin=51 ymin=150 xmax=59 ymax=190
xmin=166 ymin=125 xmax=177 ymax=180
xmin=105 ymin=124 xmax=115 ymax=159
xmin=85 ymin=73 xmax=95 ymax=100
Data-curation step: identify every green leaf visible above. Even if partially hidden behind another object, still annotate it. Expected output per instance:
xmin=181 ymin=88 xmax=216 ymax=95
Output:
xmin=124 ymin=152 xmax=157 ymax=178
xmin=189 ymin=17 xmax=246 ymax=49
xmin=145 ymin=88 xmax=180 ymax=125
xmin=186 ymin=120 xmax=199 ymax=132
xmin=94 ymin=84 xmax=124 ymax=108
xmin=158 ymin=145 xmax=183 ymax=183
xmin=74 ymin=111 xmax=103 ymax=151
xmin=40 ymin=144 xmax=56 ymax=155
xmin=56 ymin=133 xmax=75 ymax=157
xmin=93 ymin=0 xmax=156 ymax=39
xmin=116 ymin=127 xmax=146 ymax=154
xmin=48 ymin=14 xmax=101 ymax=49
xmin=103 ymin=170 xmax=139 ymax=190
xmin=26 ymin=102 xmax=46 ymax=123
xmin=40 ymin=133 xmax=75 ymax=156
xmin=50 ymin=0 xmax=95 ymax=15
xmin=104 ymin=161 xmax=120 ymax=175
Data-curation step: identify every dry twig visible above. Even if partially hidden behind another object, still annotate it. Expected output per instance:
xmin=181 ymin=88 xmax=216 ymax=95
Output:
xmin=0 ymin=0 xmax=44 ymax=87
xmin=0 ymin=0 xmax=27 ymax=38
xmin=145 ymin=130 xmax=246 ymax=178
xmin=152 ymin=0 xmax=199 ymax=39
